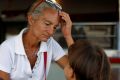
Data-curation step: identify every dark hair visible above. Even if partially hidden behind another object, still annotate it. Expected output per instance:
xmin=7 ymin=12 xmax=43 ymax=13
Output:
xmin=68 ymin=40 xmax=111 ymax=80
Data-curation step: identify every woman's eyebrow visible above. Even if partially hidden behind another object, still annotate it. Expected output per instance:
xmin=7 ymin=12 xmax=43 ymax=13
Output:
xmin=45 ymin=20 xmax=52 ymax=23
xmin=43 ymin=18 xmax=59 ymax=26
xmin=44 ymin=19 xmax=52 ymax=24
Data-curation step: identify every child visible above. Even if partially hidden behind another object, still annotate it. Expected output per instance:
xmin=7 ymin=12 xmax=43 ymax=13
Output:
xmin=64 ymin=40 xmax=111 ymax=80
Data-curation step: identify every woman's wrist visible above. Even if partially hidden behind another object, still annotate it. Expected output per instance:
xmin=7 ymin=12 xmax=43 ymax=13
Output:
xmin=64 ymin=35 xmax=74 ymax=47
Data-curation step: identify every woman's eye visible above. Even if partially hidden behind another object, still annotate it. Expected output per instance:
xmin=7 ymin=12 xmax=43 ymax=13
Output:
xmin=45 ymin=23 xmax=50 ymax=26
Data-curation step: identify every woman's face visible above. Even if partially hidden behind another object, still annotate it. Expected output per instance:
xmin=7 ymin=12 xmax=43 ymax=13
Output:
xmin=28 ymin=8 xmax=60 ymax=42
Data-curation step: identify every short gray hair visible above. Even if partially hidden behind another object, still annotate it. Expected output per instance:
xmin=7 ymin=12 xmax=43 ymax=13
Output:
xmin=27 ymin=0 xmax=60 ymax=19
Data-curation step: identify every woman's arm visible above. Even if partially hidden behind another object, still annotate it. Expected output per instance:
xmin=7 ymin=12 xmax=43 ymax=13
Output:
xmin=59 ymin=11 xmax=74 ymax=47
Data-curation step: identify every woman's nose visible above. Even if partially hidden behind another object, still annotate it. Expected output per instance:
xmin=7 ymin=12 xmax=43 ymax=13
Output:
xmin=47 ymin=27 xmax=54 ymax=35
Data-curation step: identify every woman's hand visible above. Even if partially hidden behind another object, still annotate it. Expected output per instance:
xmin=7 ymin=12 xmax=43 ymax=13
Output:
xmin=59 ymin=11 xmax=72 ymax=39
xmin=59 ymin=11 xmax=74 ymax=47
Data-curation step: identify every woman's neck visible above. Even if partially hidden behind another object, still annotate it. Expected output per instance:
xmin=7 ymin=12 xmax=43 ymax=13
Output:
xmin=23 ymin=30 xmax=40 ymax=49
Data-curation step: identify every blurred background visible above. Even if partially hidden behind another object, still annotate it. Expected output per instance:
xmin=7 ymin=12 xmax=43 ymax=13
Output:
xmin=0 ymin=0 xmax=120 ymax=80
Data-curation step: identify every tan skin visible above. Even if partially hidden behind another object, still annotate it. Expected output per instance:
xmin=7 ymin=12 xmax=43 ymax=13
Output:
xmin=0 ymin=8 xmax=73 ymax=80
xmin=64 ymin=64 xmax=76 ymax=80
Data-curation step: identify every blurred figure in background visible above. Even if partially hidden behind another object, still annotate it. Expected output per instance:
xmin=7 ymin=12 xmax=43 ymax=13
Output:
xmin=0 ymin=0 xmax=74 ymax=80
xmin=0 ymin=16 xmax=5 ymax=44
xmin=64 ymin=40 xmax=111 ymax=80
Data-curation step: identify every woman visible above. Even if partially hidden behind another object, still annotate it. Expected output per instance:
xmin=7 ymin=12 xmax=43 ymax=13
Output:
xmin=64 ymin=40 xmax=111 ymax=80
xmin=0 ymin=0 xmax=73 ymax=80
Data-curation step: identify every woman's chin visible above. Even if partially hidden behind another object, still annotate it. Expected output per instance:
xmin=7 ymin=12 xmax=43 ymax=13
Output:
xmin=41 ymin=38 xmax=49 ymax=42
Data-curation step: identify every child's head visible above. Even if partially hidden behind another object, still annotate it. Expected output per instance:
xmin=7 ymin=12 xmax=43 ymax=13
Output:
xmin=64 ymin=40 xmax=111 ymax=80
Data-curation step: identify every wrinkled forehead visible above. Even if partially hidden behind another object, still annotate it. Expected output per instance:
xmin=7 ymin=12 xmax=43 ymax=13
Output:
xmin=41 ymin=8 xmax=60 ymax=23
xmin=42 ymin=7 xmax=59 ymax=15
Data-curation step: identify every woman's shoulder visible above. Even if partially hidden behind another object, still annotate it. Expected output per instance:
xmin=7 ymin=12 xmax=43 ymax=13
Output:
xmin=0 ymin=37 xmax=16 ymax=47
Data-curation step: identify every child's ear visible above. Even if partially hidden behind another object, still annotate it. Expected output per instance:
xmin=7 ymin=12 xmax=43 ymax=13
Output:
xmin=72 ymin=72 xmax=76 ymax=80
xmin=64 ymin=64 xmax=76 ymax=80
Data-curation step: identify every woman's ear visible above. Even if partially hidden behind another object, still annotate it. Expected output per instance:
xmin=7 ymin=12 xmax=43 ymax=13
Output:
xmin=28 ymin=15 xmax=34 ymax=26
xmin=64 ymin=64 xmax=76 ymax=80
